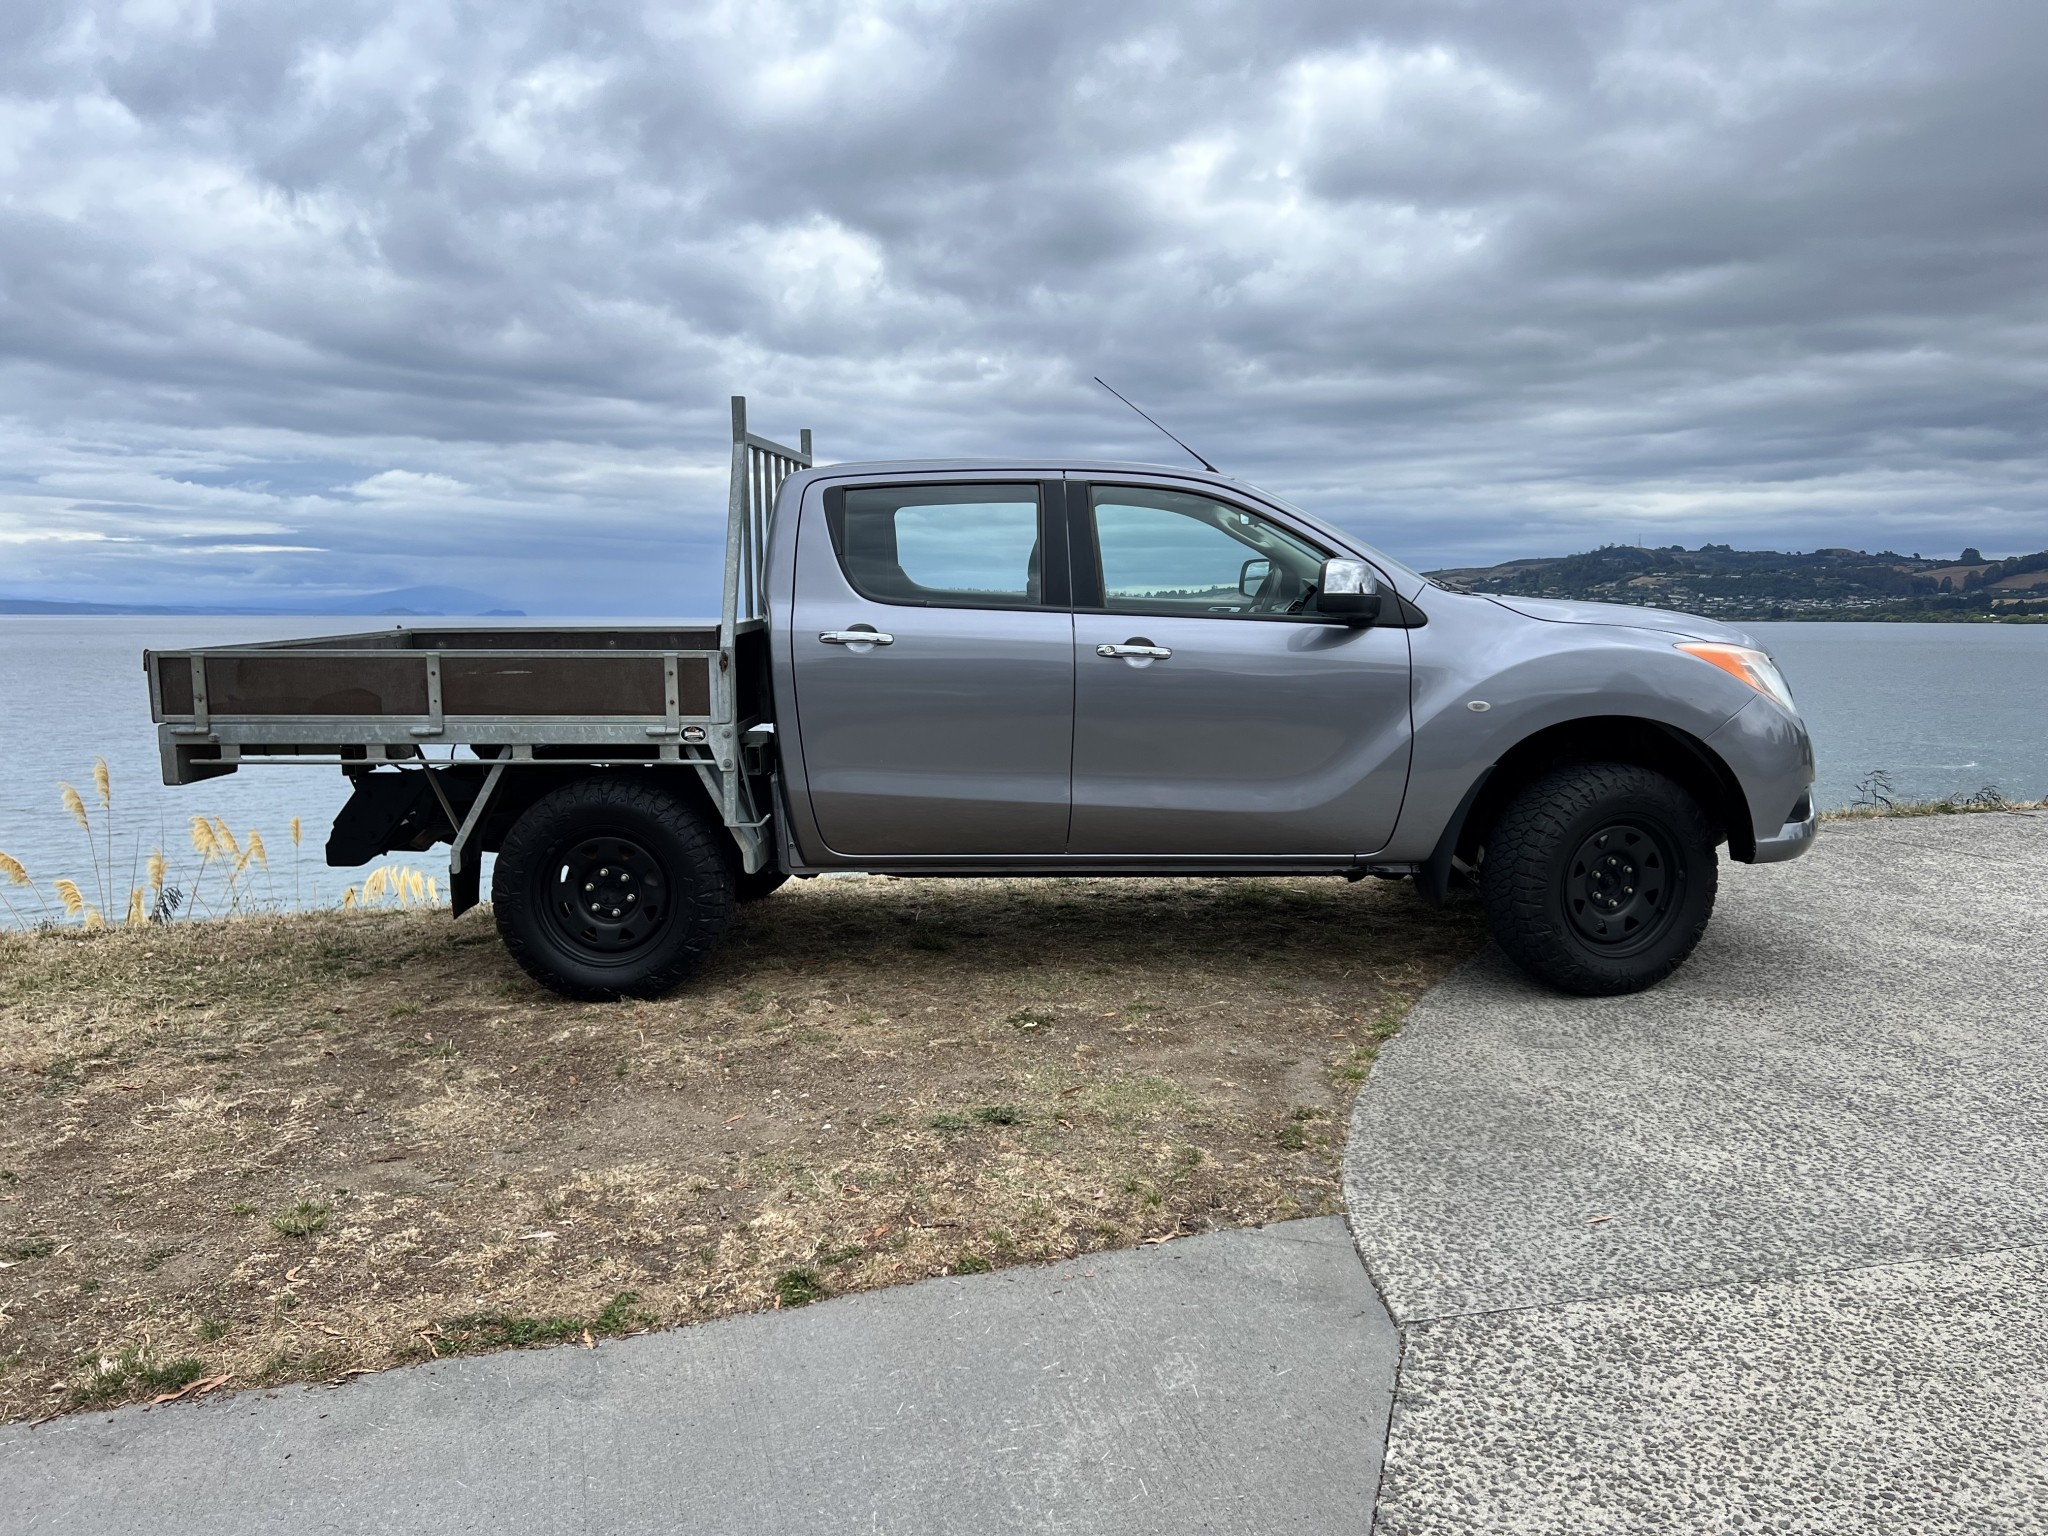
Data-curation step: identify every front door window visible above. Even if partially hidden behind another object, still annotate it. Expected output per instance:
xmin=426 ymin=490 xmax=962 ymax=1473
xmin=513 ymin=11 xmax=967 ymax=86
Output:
xmin=1091 ymin=486 xmax=1327 ymax=619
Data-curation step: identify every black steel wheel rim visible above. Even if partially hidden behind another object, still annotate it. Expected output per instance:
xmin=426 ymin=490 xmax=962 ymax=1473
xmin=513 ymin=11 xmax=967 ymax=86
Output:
xmin=539 ymin=832 xmax=675 ymax=962
xmin=1563 ymin=820 xmax=1680 ymax=955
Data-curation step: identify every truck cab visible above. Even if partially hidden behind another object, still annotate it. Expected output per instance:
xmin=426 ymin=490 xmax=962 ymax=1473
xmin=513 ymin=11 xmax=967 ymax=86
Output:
xmin=773 ymin=461 xmax=1420 ymax=870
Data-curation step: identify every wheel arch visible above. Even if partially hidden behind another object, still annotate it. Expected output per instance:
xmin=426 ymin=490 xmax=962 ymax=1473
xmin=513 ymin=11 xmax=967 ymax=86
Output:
xmin=1419 ymin=715 xmax=1754 ymax=904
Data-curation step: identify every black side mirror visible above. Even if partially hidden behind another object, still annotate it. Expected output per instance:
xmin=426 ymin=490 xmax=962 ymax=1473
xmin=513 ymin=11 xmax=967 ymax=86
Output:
xmin=1315 ymin=558 xmax=1382 ymax=625
xmin=1238 ymin=557 xmax=1273 ymax=599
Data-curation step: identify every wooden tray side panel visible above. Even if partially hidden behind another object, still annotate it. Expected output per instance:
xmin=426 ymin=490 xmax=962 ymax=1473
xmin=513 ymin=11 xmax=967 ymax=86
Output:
xmin=203 ymin=656 xmax=430 ymax=716
xmin=441 ymin=656 xmax=686 ymax=716
xmin=158 ymin=661 xmax=194 ymax=717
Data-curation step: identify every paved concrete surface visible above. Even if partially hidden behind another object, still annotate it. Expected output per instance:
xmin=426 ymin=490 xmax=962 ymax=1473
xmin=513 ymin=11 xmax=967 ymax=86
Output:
xmin=8 ymin=1218 xmax=1396 ymax=1536
xmin=1347 ymin=814 xmax=2048 ymax=1534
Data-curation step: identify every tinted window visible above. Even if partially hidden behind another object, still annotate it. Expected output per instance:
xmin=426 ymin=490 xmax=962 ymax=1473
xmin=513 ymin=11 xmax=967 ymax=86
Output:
xmin=1091 ymin=486 xmax=1326 ymax=617
xmin=830 ymin=485 xmax=1046 ymax=607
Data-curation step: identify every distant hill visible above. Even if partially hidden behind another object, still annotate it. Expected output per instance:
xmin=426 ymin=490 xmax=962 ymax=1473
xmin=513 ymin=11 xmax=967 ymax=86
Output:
xmin=0 ymin=585 xmax=523 ymax=617
xmin=1428 ymin=544 xmax=2048 ymax=622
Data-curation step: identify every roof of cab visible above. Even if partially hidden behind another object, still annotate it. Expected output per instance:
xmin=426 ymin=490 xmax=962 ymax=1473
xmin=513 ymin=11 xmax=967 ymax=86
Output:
xmin=792 ymin=457 xmax=1246 ymax=484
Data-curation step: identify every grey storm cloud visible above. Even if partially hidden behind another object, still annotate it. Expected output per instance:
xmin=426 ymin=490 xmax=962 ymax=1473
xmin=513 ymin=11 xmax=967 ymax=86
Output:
xmin=1 ymin=0 xmax=2044 ymax=613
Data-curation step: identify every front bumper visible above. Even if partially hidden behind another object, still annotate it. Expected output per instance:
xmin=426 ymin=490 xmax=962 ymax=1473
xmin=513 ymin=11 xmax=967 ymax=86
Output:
xmin=1751 ymin=790 xmax=1818 ymax=863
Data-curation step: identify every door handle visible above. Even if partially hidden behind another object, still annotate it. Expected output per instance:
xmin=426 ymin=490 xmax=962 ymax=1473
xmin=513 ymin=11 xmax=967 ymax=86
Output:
xmin=1096 ymin=643 xmax=1172 ymax=661
xmin=819 ymin=630 xmax=894 ymax=646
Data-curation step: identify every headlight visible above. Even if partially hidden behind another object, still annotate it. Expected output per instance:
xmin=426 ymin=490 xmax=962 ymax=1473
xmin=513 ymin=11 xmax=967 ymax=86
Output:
xmin=1675 ymin=643 xmax=1797 ymax=713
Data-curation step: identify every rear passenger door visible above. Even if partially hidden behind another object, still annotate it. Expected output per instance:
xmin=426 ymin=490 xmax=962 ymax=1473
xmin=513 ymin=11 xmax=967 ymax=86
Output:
xmin=790 ymin=479 xmax=1074 ymax=855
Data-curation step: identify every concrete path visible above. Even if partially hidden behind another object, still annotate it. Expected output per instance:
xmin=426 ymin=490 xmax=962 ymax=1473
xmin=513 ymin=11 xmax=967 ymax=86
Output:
xmin=1347 ymin=813 xmax=2048 ymax=1533
xmin=8 ymin=1218 xmax=1396 ymax=1535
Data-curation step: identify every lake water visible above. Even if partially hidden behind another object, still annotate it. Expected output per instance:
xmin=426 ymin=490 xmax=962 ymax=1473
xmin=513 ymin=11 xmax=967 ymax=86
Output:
xmin=2 ymin=616 xmax=2044 ymax=929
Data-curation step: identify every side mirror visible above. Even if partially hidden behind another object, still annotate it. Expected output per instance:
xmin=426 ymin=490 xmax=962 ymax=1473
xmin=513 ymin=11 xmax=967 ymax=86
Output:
xmin=1237 ymin=557 xmax=1272 ymax=599
xmin=1315 ymin=558 xmax=1382 ymax=625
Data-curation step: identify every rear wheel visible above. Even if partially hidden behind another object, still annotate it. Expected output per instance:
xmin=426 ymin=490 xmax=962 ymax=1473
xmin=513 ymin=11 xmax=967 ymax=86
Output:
xmin=1479 ymin=763 xmax=1717 ymax=996
xmin=493 ymin=775 xmax=734 ymax=1001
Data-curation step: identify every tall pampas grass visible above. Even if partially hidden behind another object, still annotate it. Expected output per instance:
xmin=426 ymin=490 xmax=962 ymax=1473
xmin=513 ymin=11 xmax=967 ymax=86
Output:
xmin=353 ymin=863 xmax=441 ymax=910
xmin=187 ymin=815 xmax=219 ymax=916
xmin=59 ymin=781 xmax=109 ymax=913
xmin=0 ymin=755 xmax=440 ymax=933
xmin=0 ymin=850 xmax=53 ymax=925
xmin=93 ymin=757 xmax=114 ymax=903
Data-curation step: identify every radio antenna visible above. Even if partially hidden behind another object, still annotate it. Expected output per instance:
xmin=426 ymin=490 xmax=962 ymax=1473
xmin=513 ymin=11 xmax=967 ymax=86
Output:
xmin=1092 ymin=377 xmax=1219 ymax=473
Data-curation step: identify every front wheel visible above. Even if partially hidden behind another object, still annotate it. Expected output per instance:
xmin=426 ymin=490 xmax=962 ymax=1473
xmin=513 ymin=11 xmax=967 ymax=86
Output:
xmin=493 ymin=775 xmax=735 ymax=1001
xmin=1479 ymin=763 xmax=1717 ymax=996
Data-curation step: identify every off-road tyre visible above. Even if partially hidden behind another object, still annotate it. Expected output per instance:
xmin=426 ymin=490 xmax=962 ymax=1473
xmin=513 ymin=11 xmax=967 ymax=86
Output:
xmin=493 ymin=775 xmax=735 ymax=1001
xmin=1479 ymin=763 xmax=1717 ymax=997
xmin=735 ymin=867 xmax=789 ymax=903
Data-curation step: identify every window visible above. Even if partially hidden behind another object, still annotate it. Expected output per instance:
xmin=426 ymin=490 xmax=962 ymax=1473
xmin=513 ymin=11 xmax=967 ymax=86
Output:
xmin=828 ymin=484 xmax=1047 ymax=607
xmin=1090 ymin=486 xmax=1327 ymax=617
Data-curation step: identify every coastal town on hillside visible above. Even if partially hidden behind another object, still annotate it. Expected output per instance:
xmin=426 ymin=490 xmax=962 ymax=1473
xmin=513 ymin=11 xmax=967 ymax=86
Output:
xmin=1429 ymin=543 xmax=2048 ymax=621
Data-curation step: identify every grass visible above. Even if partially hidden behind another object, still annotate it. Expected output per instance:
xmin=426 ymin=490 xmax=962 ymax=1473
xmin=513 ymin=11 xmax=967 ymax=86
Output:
xmin=271 ymin=1202 xmax=330 ymax=1239
xmin=431 ymin=1292 xmax=652 ymax=1355
xmin=0 ymin=873 xmax=1483 ymax=1422
xmin=68 ymin=1347 xmax=207 ymax=1410
xmin=1823 ymin=771 xmax=2047 ymax=821
xmin=774 ymin=1269 xmax=825 ymax=1308
xmin=1825 ymin=795 xmax=2047 ymax=820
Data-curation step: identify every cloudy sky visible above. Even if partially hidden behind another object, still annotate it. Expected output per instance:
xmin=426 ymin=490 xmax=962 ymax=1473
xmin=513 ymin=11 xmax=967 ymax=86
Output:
xmin=2 ymin=0 xmax=2044 ymax=614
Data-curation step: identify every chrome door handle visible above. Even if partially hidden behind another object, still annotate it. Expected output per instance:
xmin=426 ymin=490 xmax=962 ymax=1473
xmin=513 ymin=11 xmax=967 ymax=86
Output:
xmin=819 ymin=630 xmax=894 ymax=646
xmin=1096 ymin=643 xmax=1172 ymax=660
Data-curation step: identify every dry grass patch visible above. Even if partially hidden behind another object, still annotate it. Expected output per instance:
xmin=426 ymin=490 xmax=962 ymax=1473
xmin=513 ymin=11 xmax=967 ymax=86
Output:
xmin=0 ymin=874 xmax=1482 ymax=1421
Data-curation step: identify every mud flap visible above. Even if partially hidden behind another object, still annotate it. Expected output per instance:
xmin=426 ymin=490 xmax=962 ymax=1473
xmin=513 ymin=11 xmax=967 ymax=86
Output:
xmin=451 ymin=859 xmax=481 ymax=918
xmin=1418 ymin=768 xmax=1492 ymax=908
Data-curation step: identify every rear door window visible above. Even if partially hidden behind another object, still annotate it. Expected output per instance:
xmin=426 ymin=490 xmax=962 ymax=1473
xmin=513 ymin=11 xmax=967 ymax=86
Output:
xmin=827 ymin=484 xmax=1055 ymax=608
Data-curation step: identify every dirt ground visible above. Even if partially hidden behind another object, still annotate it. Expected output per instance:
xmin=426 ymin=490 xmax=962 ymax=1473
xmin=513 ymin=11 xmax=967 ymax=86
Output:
xmin=0 ymin=874 xmax=1483 ymax=1423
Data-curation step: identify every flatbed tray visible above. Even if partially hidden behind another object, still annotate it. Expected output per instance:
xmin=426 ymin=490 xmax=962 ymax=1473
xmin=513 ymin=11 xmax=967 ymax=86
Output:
xmin=145 ymin=624 xmax=741 ymax=782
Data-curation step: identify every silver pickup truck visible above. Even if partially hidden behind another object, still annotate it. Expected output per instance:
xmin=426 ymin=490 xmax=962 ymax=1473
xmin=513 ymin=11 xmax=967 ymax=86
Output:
xmin=146 ymin=398 xmax=1816 ymax=1001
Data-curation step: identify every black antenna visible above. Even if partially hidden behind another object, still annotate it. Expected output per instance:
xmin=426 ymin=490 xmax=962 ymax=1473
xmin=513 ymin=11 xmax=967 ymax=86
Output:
xmin=1093 ymin=377 xmax=1218 ymax=473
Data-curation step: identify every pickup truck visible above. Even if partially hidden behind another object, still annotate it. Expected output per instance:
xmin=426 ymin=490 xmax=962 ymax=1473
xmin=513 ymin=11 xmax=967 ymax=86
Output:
xmin=146 ymin=397 xmax=1816 ymax=1000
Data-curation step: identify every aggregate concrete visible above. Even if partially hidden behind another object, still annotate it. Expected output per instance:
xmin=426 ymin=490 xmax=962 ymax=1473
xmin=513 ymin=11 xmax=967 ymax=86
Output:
xmin=7 ymin=1217 xmax=1396 ymax=1536
xmin=1347 ymin=814 xmax=2048 ymax=1533
xmin=1375 ymin=1246 xmax=2048 ymax=1536
xmin=1347 ymin=814 xmax=2048 ymax=1317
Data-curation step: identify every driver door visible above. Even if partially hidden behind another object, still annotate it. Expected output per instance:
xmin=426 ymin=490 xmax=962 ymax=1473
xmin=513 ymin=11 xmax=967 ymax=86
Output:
xmin=1068 ymin=480 xmax=1413 ymax=855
